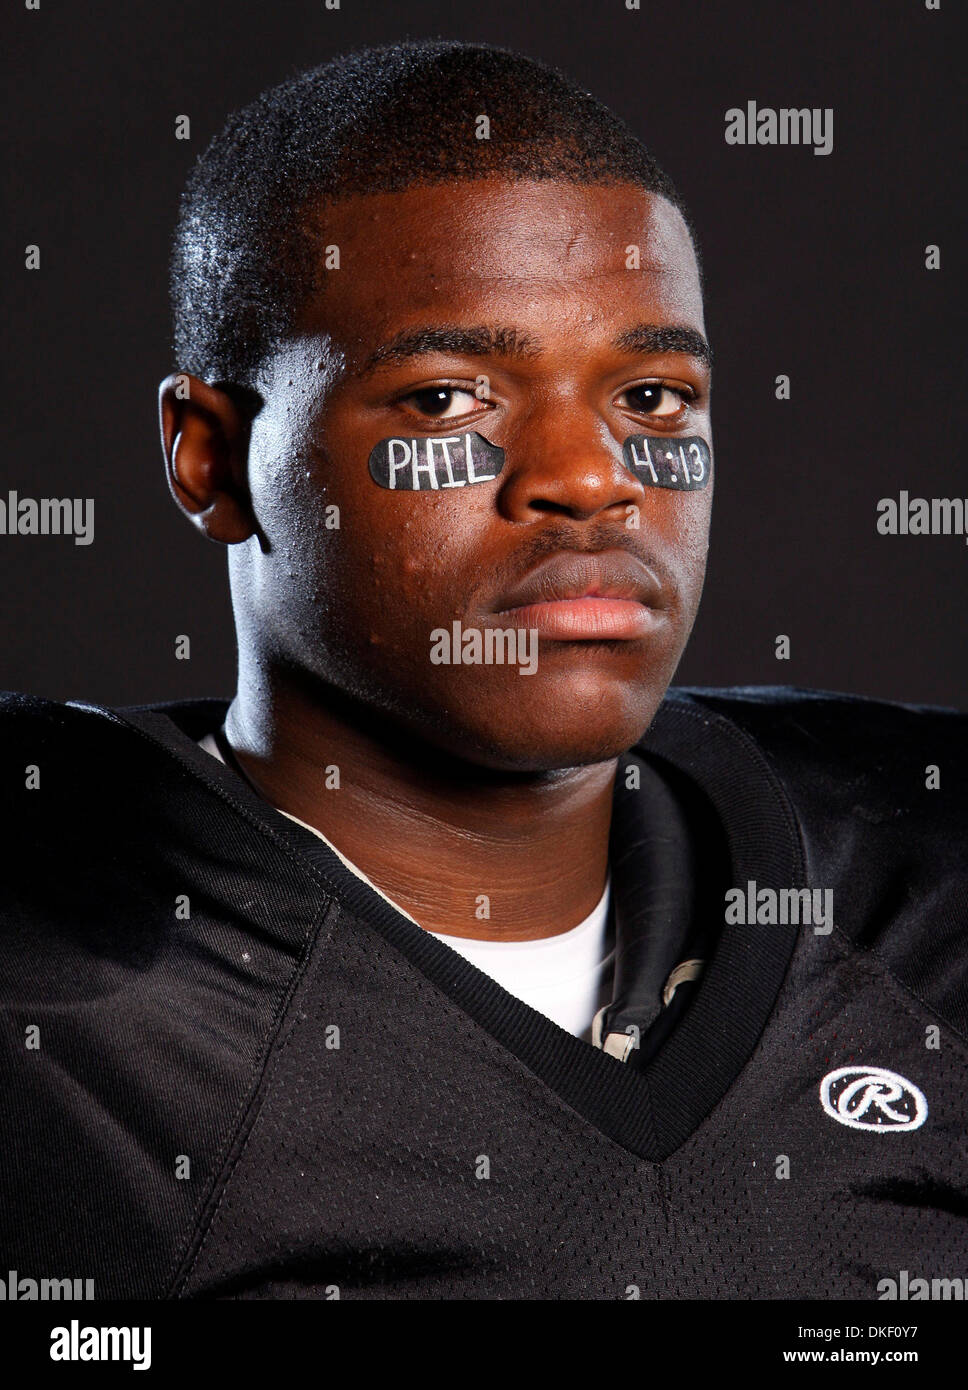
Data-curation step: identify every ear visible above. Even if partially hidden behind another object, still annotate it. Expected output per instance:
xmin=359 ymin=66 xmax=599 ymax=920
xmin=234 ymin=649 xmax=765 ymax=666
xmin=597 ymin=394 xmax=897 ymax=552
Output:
xmin=158 ymin=373 xmax=256 ymax=543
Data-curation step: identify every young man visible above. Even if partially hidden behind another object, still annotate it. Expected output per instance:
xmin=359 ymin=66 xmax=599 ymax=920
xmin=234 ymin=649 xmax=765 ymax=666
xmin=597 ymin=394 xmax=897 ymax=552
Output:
xmin=2 ymin=40 xmax=966 ymax=1301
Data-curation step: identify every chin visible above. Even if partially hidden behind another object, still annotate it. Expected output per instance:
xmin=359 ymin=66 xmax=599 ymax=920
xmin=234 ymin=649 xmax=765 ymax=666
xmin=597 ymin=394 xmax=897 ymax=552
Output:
xmin=427 ymin=705 xmax=659 ymax=775
xmin=399 ymin=663 xmax=669 ymax=772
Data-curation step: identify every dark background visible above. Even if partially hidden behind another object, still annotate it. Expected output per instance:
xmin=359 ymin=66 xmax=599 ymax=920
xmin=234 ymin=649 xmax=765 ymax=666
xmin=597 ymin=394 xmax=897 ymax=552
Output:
xmin=3 ymin=0 xmax=964 ymax=709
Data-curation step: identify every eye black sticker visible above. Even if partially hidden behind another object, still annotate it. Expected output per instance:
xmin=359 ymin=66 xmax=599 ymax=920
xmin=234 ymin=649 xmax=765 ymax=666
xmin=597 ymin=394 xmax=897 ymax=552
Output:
xmin=368 ymin=431 xmax=505 ymax=490
xmin=622 ymin=435 xmax=711 ymax=489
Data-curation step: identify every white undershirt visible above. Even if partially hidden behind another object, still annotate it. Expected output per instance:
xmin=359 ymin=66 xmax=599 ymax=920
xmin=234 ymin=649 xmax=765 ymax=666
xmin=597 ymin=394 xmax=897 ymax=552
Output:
xmin=197 ymin=732 xmax=615 ymax=1040
xmin=432 ymin=886 xmax=613 ymax=1040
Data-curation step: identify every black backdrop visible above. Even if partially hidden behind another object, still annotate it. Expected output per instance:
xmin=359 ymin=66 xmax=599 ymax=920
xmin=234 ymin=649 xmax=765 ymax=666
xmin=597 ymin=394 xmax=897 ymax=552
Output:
xmin=3 ymin=0 xmax=964 ymax=708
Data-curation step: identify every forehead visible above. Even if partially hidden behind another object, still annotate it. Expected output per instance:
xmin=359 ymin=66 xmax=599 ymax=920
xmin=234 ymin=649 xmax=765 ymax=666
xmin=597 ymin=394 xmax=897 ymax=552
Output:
xmin=293 ymin=178 xmax=704 ymax=354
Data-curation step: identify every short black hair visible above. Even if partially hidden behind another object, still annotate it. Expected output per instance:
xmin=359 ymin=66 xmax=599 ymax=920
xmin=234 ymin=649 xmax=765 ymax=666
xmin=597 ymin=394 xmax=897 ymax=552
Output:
xmin=170 ymin=39 xmax=703 ymax=393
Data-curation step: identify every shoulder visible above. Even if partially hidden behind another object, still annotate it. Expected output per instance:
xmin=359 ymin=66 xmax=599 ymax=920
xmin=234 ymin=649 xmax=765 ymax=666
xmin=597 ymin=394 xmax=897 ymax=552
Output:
xmin=658 ymin=684 xmax=968 ymax=1035
xmin=662 ymin=683 xmax=968 ymax=805
xmin=666 ymin=682 xmax=967 ymax=748
xmin=0 ymin=687 xmax=86 ymax=737
xmin=656 ymin=682 xmax=968 ymax=841
xmin=0 ymin=689 xmax=227 ymax=764
xmin=0 ymin=690 xmax=153 ymax=804
xmin=0 ymin=687 xmax=127 ymax=745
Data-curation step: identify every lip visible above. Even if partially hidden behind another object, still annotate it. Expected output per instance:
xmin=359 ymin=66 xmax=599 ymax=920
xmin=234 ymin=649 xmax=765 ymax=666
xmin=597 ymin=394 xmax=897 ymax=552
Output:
xmin=491 ymin=596 xmax=657 ymax=640
xmin=487 ymin=550 xmax=663 ymax=642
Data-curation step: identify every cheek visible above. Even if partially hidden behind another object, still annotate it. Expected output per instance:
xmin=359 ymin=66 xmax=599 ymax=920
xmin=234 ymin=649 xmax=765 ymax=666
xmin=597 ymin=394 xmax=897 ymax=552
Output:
xmin=292 ymin=477 xmax=493 ymax=640
xmin=673 ymin=516 xmax=712 ymax=623
xmin=670 ymin=492 xmax=712 ymax=569
xmin=639 ymin=486 xmax=712 ymax=599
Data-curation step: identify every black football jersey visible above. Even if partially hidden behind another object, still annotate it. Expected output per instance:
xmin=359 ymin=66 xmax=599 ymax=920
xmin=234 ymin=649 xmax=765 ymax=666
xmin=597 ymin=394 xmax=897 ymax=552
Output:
xmin=1 ymin=685 xmax=965 ymax=1299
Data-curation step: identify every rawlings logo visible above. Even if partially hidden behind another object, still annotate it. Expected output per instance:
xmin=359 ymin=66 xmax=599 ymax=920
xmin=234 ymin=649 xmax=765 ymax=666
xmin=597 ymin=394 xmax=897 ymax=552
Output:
xmin=819 ymin=1066 xmax=927 ymax=1132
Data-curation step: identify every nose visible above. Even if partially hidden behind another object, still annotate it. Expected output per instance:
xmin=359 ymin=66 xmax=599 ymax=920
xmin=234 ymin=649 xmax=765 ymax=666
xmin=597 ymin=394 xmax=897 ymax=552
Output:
xmin=495 ymin=402 xmax=645 ymax=524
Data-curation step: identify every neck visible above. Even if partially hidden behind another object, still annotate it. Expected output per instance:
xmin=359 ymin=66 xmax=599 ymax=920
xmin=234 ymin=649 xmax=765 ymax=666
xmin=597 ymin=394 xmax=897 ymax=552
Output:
xmin=223 ymin=664 xmax=615 ymax=941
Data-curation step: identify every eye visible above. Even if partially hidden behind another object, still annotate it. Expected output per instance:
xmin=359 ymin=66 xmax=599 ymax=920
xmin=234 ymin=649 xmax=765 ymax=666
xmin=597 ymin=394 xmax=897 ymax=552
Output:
xmin=399 ymin=386 xmax=482 ymax=420
xmin=620 ymin=382 xmax=690 ymax=418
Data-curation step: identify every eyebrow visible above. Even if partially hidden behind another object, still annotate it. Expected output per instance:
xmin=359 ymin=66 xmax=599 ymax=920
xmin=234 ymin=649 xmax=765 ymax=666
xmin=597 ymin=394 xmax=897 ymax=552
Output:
xmin=359 ymin=321 xmax=713 ymax=373
xmin=613 ymin=322 xmax=713 ymax=368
